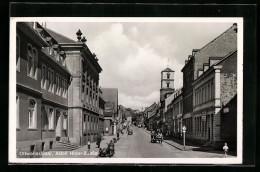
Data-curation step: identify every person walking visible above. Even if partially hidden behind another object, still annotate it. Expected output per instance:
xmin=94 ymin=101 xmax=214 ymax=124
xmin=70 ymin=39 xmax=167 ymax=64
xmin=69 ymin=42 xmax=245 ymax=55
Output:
xmin=87 ymin=140 xmax=91 ymax=155
xmin=96 ymin=134 xmax=102 ymax=148
xmin=158 ymin=131 xmax=163 ymax=145
xmin=223 ymin=143 xmax=229 ymax=158
xmin=117 ymin=130 xmax=120 ymax=140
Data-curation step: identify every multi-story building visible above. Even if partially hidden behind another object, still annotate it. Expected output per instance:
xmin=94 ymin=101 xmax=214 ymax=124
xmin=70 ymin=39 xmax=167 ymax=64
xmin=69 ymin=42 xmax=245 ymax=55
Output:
xmin=164 ymin=91 xmax=176 ymax=134
xmin=44 ymin=28 xmax=103 ymax=146
xmin=143 ymin=103 xmax=157 ymax=128
xmin=166 ymin=88 xmax=183 ymax=137
xmin=147 ymin=105 xmax=158 ymax=130
xmin=102 ymin=88 xmax=118 ymax=135
xmin=98 ymin=87 xmax=105 ymax=135
xmin=16 ymin=22 xmax=71 ymax=157
xmin=192 ymin=50 xmax=237 ymax=149
xmin=181 ymin=53 xmax=195 ymax=140
xmin=159 ymin=67 xmax=175 ymax=132
xmin=179 ymin=23 xmax=238 ymax=148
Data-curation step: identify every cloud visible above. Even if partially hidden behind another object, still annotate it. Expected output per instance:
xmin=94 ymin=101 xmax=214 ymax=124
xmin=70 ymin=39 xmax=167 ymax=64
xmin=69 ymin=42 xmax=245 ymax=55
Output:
xmin=87 ymin=23 xmax=185 ymax=110
xmin=119 ymin=91 xmax=160 ymax=110
xmin=46 ymin=21 xmax=233 ymax=110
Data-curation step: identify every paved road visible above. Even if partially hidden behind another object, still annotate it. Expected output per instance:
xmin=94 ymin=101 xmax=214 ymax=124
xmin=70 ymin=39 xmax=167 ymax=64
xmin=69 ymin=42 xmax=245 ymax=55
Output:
xmin=112 ymin=126 xmax=234 ymax=158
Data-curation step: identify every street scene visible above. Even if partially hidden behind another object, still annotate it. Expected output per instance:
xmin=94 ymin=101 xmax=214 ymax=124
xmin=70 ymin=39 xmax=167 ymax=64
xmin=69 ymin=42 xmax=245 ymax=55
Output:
xmin=13 ymin=19 xmax=239 ymax=160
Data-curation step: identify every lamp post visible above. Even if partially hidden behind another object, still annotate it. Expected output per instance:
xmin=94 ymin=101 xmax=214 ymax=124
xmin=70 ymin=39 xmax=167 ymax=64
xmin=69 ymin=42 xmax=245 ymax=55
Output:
xmin=182 ymin=125 xmax=186 ymax=150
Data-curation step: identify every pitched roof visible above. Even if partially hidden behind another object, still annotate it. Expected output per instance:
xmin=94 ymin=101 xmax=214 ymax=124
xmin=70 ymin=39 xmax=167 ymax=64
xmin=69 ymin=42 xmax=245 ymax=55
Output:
xmin=44 ymin=28 xmax=76 ymax=43
xmin=162 ymin=67 xmax=174 ymax=72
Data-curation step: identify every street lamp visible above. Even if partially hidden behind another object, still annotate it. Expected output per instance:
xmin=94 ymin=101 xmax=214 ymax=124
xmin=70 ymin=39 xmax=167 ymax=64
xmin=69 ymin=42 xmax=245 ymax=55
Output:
xmin=182 ymin=125 xmax=186 ymax=150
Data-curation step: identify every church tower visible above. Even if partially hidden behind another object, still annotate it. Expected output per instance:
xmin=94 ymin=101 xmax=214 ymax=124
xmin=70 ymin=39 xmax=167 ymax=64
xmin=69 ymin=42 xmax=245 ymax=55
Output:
xmin=160 ymin=67 xmax=175 ymax=102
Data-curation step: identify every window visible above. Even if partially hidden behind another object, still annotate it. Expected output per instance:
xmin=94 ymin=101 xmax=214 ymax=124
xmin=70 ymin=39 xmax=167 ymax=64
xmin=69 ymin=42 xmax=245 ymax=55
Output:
xmin=208 ymin=84 xmax=211 ymax=100
xmin=83 ymin=114 xmax=86 ymax=131
xmin=16 ymin=95 xmax=19 ymax=129
xmin=51 ymin=71 xmax=54 ymax=93
xmin=48 ymin=69 xmax=54 ymax=92
xmin=167 ymin=73 xmax=170 ymax=79
xmin=16 ymin=35 xmax=20 ymax=71
xmin=28 ymin=99 xmax=37 ymax=129
xmin=55 ymin=109 xmax=61 ymax=127
xmin=63 ymin=112 xmax=68 ymax=130
xmin=48 ymin=108 xmax=54 ymax=130
xmin=64 ymin=79 xmax=68 ymax=98
xmin=41 ymin=65 xmax=46 ymax=89
xmin=87 ymin=116 xmax=90 ymax=130
xmin=56 ymin=74 xmax=60 ymax=96
xmin=27 ymin=45 xmax=38 ymax=79
xmin=166 ymin=82 xmax=170 ymax=88
xmin=41 ymin=106 xmax=46 ymax=129
xmin=211 ymin=82 xmax=214 ymax=99
xmin=63 ymin=78 xmax=68 ymax=98
xmin=61 ymin=78 xmax=64 ymax=96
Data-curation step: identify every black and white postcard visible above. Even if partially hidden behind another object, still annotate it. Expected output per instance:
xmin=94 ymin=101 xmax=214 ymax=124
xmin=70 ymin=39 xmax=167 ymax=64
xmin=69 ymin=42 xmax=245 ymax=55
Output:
xmin=9 ymin=17 xmax=243 ymax=164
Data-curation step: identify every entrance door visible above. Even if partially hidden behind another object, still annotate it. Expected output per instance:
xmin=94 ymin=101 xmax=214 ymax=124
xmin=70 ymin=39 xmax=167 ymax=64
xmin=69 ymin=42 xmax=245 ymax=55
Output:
xmin=208 ymin=127 xmax=210 ymax=141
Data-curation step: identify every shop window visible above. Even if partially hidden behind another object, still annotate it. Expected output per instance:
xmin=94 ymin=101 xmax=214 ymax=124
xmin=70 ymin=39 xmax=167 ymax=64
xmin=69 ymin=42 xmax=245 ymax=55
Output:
xmin=28 ymin=99 xmax=37 ymax=129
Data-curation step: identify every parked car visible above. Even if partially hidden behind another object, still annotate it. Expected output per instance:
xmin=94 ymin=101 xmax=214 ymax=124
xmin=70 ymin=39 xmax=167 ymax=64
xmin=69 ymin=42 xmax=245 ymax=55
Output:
xmin=128 ymin=128 xmax=133 ymax=135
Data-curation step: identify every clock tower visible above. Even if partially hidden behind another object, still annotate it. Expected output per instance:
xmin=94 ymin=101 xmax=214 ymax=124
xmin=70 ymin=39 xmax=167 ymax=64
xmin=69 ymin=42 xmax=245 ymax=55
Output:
xmin=160 ymin=67 xmax=175 ymax=102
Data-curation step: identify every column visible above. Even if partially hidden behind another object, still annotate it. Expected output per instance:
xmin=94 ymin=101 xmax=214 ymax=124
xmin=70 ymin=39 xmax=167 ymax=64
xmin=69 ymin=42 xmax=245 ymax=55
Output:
xmin=213 ymin=66 xmax=222 ymax=141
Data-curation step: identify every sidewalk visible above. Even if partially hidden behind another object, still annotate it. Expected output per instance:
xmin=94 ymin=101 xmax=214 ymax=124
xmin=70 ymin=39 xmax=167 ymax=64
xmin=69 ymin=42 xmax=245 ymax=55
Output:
xmin=42 ymin=134 xmax=120 ymax=158
xmin=141 ymin=128 xmax=198 ymax=151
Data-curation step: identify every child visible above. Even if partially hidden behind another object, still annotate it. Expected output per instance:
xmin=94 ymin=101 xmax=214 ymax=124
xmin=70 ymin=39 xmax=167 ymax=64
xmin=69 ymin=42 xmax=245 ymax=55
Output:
xmin=223 ymin=143 xmax=229 ymax=158
xmin=87 ymin=140 xmax=91 ymax=155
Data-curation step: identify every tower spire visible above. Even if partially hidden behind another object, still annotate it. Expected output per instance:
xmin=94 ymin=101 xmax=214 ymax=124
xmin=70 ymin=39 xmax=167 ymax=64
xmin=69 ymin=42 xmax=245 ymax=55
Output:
xmin=167 ymin=57 xmax=169 ymax=68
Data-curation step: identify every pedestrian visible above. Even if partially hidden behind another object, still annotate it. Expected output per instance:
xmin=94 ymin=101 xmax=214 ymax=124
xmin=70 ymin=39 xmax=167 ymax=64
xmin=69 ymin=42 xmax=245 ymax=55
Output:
xmin=96 ymin=134 xmax=101 ymax=148
xmin=223 ymin=142 xmax=229 ymax=158
xmin=117 ymin=130 xmax=120 ymax=140
xmin=158 ymin=131 xmax=163 ymax=145
xmin=150 ymin=130 xmax=154 ymax=142
xmin=87 ymin=140 xmax=91 ymax=155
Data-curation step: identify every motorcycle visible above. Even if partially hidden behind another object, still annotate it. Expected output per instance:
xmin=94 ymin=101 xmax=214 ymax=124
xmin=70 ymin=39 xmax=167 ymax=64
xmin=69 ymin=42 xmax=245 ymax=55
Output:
xmin=99 ymin=143 xmax=114 ymax=157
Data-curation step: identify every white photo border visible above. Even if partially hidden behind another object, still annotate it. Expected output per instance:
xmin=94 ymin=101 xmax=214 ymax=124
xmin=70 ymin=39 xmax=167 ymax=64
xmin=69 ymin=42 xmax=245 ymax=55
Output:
xmin=9 ymin=17 xmax=243 ymax=164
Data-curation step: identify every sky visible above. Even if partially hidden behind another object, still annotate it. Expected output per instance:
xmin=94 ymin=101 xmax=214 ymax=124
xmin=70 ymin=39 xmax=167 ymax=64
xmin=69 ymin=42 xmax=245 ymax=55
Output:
xmin=46 ymin=21 xmax=233 ymax=110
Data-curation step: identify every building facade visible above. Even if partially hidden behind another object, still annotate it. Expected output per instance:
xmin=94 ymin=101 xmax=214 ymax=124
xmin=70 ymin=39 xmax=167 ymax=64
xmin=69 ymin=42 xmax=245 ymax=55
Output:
xmin=159 ymin=67 xmax=175 ymax=132
xmin=16 ymin=22 xmax=71 ymax=157
xmin=98 ymin=87 xmax=105 ymax=135
xmin=102 ymin=88 xmax=118 ymax=135
xmin=192 ymin=51 xmax=237 ymax=149
xmin=16 ymin=22 xmax=105 ymax=157
xmin=166 ymin=88 xmax=183 ymax=137
xmin=46 ymin=28 xmax=103 ymax=146
xmin=179 ymin=23 xmax=238 ymax=148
